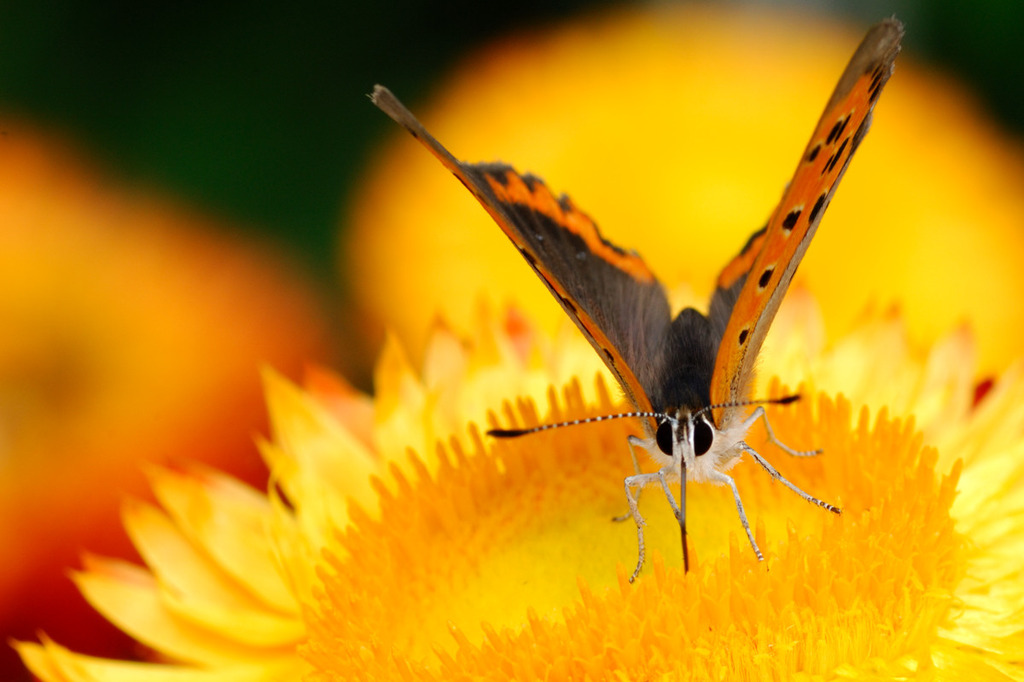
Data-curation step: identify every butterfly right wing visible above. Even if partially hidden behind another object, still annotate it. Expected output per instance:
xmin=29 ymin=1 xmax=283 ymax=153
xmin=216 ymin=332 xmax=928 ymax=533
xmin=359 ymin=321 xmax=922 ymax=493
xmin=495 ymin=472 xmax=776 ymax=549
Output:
xmin=709 ymin=19 xmax=904 ymax=416
xmin=371 ymin=86 xmax=671 ymax=420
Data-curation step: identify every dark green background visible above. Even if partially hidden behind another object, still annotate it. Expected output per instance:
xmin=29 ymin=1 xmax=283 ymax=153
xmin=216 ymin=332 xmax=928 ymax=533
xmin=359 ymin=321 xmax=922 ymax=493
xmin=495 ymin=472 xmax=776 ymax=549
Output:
xmin=1 ymin=0 xmax=1021 ymax=338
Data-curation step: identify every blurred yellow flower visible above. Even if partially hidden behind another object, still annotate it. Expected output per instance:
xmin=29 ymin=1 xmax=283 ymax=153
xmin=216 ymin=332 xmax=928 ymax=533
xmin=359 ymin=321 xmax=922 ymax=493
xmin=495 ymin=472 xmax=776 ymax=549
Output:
xmin=346 ymin=5 xmax=1024 ymax=378
xmin=15 ymin=294 xmax=1024 ymax=679
xmin=0 ymin=121 xmax=328 ymax=673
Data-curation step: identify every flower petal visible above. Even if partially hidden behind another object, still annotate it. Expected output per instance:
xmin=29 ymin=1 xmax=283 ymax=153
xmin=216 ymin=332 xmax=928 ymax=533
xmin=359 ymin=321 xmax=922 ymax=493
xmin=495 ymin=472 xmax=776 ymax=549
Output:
xmin=146 ymin=466 xmax=296 ymax=615
xmin=16 ymin=635 xmax=293 ymax=682
xmin=74 ymin=557 xmax=286 ymax=666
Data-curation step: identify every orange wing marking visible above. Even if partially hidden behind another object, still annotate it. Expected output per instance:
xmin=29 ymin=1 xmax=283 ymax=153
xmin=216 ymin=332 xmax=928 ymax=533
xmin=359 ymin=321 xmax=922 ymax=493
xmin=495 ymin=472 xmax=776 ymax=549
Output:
xmin=485 ymin=170 xmax=656 ymax=284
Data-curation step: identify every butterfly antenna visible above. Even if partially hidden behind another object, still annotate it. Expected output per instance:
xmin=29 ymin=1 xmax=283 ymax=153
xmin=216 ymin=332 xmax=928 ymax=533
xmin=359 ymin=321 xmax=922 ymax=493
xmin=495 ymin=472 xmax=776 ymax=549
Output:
xmin=488 ymin=411 xmax=665 ymax=438
xmin=696 ymin=394 xmax=802 ymax=419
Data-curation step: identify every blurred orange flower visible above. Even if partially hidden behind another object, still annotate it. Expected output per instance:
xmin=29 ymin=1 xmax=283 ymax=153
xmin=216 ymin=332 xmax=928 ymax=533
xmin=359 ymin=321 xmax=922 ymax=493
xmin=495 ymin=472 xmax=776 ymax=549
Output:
xmin=346 ymin=5 xmax=1024 ymax=377
xmin=0 ymin=122 xmax=328 ymax=675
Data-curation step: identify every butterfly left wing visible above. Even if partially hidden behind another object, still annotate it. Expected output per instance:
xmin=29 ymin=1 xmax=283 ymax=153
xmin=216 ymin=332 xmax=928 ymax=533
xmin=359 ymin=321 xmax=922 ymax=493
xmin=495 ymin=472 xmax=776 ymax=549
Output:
xmin=371 ymin=86 xmax=672 ymax=420
xmin=710 ymin=19 xmax=904 ymax=414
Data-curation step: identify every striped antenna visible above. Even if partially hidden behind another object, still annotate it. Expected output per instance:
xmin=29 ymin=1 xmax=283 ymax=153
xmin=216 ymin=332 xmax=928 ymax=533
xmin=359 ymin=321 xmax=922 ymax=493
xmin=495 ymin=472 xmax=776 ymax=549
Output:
xmin=488 ymin=394 xmax=801 ymax=438
xmin=695 ymin=394 xmax=801 ymax=419
xmin=487 ymin=411 xmax=666 ymax=439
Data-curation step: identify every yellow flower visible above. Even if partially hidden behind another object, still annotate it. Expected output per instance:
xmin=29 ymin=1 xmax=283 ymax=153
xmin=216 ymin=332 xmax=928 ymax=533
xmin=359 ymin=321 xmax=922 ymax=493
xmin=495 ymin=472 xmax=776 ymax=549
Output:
xmin=345 ymin=5 xmax=1024 ymax=378
xmin=15 ymin=296 xmax=1024 ymax=679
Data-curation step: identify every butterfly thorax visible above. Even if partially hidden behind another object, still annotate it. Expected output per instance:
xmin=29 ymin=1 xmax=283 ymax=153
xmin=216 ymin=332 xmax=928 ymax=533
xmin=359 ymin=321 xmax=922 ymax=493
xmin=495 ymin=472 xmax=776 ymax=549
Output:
xmin=643 ymin=274 xmax=746 ymax=419
xmin=644 ymin=308 xmax=718 ymax=417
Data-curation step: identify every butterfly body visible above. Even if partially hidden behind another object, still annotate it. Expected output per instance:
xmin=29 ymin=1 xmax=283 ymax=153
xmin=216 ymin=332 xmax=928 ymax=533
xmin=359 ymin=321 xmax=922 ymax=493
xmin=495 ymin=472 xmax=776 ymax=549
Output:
xmin=624 ymin=285 xmax=748 ymax=474
xmin=371 ymin=17 xmax=902 ymax=579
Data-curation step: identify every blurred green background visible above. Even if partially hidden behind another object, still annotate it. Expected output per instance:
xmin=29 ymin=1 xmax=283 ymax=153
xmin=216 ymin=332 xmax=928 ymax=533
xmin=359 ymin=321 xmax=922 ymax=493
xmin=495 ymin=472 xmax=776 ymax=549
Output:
xmin=1 ymin=0 xmax=1021 ymax=338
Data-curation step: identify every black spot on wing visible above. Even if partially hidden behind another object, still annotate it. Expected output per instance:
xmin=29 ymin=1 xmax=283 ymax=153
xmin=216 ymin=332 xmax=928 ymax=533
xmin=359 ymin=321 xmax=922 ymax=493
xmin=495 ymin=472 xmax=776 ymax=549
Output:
xmin=738 ymin=328 xmax=749 ymax=345
xmin=782 ymin=208 xmax=801 ymax=231
xmin=826 ymin=117 xmax=845 ymax=145
xmin=822 ymin=153 xmax=834 ymax=176
xmin=868 ymin=69 xmax=885 ymax=103
xmin=835 ymin=115 xmax=851 ymax=141
xmin=758 ymin=267 xmax=774 ymax=289
xmin=824 ymin=136 xmax=850 ymax=175
xmin=837 ymin=136 xmax=850 ymax=166
xmin=488 ymin=170 xmax=511 ymax=187
xmin=850 ymin=115 xmax=872 ymax=155
xmin=809 ymin=192 xmax=827 ymax=224
xmin=807 ymin=143 xmax=822 ymax=163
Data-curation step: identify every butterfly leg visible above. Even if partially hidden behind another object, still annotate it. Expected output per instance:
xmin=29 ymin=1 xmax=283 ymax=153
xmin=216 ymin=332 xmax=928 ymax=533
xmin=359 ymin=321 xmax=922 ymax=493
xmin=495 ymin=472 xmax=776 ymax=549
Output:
xmin=740 ymin=442 xmax=841 ymax=514
xmin=613 ymin=435 xmax=648 ymax=522
xmin=623 ymin=469 xmax=663 ymax=582
xmin=708 ymin=469 xmax=764 ymax=562
xmin=744 ymin=406 xmax=823 ymax=457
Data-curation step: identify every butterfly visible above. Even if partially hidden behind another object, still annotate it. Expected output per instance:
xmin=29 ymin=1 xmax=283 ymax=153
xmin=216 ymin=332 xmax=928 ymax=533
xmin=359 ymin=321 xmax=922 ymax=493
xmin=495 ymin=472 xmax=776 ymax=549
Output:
xmin=371 ymin=17 xmax=903 ymax=581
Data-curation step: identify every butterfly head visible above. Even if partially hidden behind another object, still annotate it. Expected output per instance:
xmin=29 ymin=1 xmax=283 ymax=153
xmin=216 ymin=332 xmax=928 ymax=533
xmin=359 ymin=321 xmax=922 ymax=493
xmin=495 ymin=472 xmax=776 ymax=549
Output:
xmin=650 ymin=401 xmax=764 ymax=484
xmin=654 ymin=408 xmax=715 ymax=471
xmin=652 ymin=394 xmax=804 ymax=476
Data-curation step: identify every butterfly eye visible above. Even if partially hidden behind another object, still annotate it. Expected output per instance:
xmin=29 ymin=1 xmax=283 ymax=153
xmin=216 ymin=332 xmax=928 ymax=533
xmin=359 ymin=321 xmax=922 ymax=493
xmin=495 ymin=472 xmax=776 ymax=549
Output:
xmin=693 ymin=419 xmax=713 ymax=456
xmin=656 ymin=420 xmax=674 ymax=455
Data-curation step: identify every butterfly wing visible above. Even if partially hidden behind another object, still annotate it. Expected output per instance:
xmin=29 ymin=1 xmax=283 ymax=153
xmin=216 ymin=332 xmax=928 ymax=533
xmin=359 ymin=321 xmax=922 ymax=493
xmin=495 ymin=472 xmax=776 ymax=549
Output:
xmin=371 ymin=86 xmax=671 ymax=419
xmin=710 ymin=19 xmax=904 ymax=416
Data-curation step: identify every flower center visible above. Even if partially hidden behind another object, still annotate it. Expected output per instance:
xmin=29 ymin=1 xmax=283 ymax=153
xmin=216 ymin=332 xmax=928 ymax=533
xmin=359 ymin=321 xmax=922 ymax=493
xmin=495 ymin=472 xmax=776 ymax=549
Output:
xmin=305 ymin=380 xmax=964 ymax=679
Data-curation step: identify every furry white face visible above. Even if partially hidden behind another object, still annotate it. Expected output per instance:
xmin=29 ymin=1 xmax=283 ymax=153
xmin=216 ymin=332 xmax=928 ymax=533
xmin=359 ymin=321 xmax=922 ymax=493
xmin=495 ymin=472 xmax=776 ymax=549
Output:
xmin=642 ymin=409 xmax=748 ymax=484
